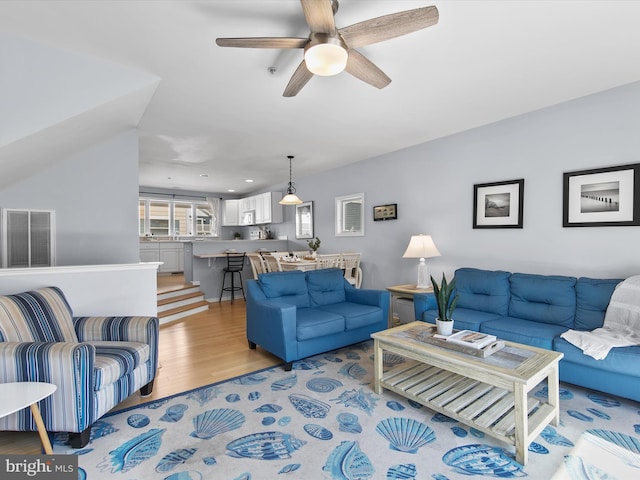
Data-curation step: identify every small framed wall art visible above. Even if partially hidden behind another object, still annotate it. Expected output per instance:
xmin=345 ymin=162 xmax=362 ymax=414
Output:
xmin=473 ymin=179 xmax=524 ymax=229
xmin=563 ymin=163 xmax=640 ymax=227
xmin=373 ymin=203 xmax=397 ymax=221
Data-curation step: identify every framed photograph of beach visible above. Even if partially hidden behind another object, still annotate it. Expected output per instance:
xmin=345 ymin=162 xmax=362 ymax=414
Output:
xmin=563 ymin=163 xmax=640 ymax=227
xmin=473 ymin=179 xmax=524 ymax=229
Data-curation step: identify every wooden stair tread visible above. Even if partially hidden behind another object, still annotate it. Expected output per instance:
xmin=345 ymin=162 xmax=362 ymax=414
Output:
xmin=158 ymin=291 xmax=203 ymax=306
xmin=159 ymin=284 xmax=199 ymax=296
xmin=158 ymin=301 xmax=210 ymax=318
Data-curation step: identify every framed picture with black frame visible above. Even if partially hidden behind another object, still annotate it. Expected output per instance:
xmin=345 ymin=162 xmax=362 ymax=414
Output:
xmin=473 ymin=179 xmax=524 ymax=229
xmin=563 ymin=163 xmax=640 ymax=227
xmin=373 ymin=203 xmax=397 ymax=221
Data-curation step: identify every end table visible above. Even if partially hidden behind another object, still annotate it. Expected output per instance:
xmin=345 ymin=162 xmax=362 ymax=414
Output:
xmin=0 ymin=382 xmax=57 ymax=454
xmin=386 ymin=284 xmax=433 ymax=327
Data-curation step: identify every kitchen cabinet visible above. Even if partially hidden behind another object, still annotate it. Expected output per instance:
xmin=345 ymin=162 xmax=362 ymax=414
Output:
xmin=222 ymin=199 xmax=240 ymax=226
xmin=140 ymin=242 xmax=184 ymax=273
xmin=225 ymin=193 xmax=283 ymax=226
xmin=255 ymin=192 xmax=283 ymax=224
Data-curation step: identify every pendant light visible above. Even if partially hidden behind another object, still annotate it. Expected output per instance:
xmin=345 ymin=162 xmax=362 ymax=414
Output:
xmin=279 ymin=155 xmax=303 ymax=205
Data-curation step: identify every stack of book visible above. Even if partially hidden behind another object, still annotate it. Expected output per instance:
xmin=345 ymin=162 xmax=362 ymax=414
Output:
xmin=444 ymin=330 xmax=497 ymax=350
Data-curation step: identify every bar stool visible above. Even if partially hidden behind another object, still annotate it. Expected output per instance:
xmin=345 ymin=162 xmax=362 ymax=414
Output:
xmin=219 ymin=252 xmax=246 ymax=303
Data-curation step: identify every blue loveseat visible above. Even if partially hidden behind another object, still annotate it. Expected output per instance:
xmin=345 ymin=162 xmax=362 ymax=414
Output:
xmin=246 ymin=268 xmax=389 ymax=370
xmin=413 ymin=268 xmax=640 ymax=402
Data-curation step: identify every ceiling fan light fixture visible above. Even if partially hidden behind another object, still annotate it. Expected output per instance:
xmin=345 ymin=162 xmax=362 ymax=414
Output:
xmin=304 ymin=34 xmax=348 ymax=76
xmin=279 ymin=155 xmax=303 ymax=205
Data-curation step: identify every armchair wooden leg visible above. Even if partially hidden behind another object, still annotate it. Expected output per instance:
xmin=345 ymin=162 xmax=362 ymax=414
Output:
xmin=69 ymin=426 xmax=92 ymax=449
xmin=248 ymin=340 xmax=256 ymax=349
xmin=283 ymin=362 xmax=292 ymax=371
xmin=140 ymin=380 xmax=155 ymax=396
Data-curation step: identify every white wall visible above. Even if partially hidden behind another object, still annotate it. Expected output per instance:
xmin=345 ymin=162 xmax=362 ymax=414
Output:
xmin=0 ymin=263 xmax=159 ymax=316
xmin=0 ymin=130 xmax=141 ymax=266
xmin=276 ymin=81 xmax=640 ymax=289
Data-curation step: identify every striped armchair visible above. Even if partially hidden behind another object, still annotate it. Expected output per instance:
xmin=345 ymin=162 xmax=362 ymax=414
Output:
xmin=0 ymin=287 xmax=159 ymax=448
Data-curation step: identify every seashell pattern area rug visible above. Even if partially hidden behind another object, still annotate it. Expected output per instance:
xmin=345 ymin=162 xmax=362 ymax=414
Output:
xmin=52 ymin=340 xmax=640 ymax=479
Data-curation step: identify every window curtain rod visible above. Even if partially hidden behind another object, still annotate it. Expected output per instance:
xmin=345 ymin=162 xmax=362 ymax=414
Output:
xmin=139 ymin=191 xmax=222 ymax=201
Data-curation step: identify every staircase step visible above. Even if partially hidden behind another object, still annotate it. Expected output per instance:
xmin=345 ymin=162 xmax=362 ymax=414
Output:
xmin=158 ymin=301 xmax=210 ymax=325
xmin=157 ymin=291 xmax=205 ymax=312
xmin=157 ymin=285 xmax=201 ymax=301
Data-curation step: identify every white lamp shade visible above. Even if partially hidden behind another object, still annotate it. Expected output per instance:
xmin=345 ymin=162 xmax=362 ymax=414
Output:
xmin=279 ymin=193 xmax=303 ymax=205
xmin=304 ymin=43 xmax=348 ymax=76
xmin=402 ymin=234 xmax=441 ymax=259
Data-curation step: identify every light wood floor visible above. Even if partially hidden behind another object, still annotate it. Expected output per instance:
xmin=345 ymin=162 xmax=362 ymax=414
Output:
xmin=0 ymin=275 xmax=280 ymax=454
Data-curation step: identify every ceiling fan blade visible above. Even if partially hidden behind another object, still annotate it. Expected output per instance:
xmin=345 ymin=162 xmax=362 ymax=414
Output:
xmin=339 ymin=6 xmax=439 ymax=48
xmin=283 ymin=60 xmax=314 ymax=97
xmin=216 ymin=37 xmax=308 ymax=49
xmin=300 ymin=0 xmax=336 ymax=34
xmin=344 ymin=49 xmax=391 ymax=89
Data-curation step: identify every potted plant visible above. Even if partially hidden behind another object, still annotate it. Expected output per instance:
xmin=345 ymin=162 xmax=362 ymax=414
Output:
xmin=233 ymin=232 xmax=242 ymax=240
xmin=431 ymin=273 xmax=459 ymax=336
xmin=307 ymin=237 xmax=321 ymax=258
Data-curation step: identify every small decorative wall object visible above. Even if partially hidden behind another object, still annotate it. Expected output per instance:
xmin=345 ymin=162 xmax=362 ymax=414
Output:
xmin=473 ymin=179 xmax=524 ymax=229
xmin=563 ymin=163 xmax=640 ymax=227
xmin=373 ymin=203 xmax=397 ymax=221
xmin=295 ymin=201 xmax=314 ymax=239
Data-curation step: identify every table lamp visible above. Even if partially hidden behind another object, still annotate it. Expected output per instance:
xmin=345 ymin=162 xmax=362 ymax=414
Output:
xmin=402 ymin=234 xmax=441 ymax=288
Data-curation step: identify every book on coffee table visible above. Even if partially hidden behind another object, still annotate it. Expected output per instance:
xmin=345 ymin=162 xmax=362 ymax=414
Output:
xmin=442 ymin=330 xmax=497 ymax=349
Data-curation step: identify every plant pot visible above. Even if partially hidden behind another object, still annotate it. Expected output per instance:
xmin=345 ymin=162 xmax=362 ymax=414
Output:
xmin=310 ymin=251 xmax=317 ymax=259
xmin=436 ymin=318 xmax=454 ymax=336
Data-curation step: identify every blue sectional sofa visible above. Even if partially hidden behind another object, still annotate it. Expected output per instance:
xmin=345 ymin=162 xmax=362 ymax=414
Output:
xmin=246 ymin=268 xmax=389 ymax=370
xmin=413 ymin=268 xmax=640 ymax=402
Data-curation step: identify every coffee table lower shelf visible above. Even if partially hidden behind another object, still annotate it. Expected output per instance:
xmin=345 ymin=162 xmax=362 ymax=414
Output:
xmin=379 ymin=361 xmax=557 ymax=464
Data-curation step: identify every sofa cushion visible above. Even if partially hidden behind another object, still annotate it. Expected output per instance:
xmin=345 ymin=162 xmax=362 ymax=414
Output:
xmin=258 ymin=271 xmax=310 ymax=308
xmin=455 ymin=268 xmax=511 ymax=316
xmin=92 ymin=341 xmax=150 ymax=389
xmin=0 ymin=287 xmax=78 ymax=343
xmin=575 ymin=277 xmax=622 ymax=331
xmin=316 ymin=302 xmax=382 ymax=331
xmin=554 ymin=337 xmax=640 ymax=378
xmin=508 ymin=273 xmax=577 ymax=327
xmin=423 ymin=307 xmax=504 ymax=331
xmin=306 ymin=268 xmax=346 ymax=306
xmin=480 ymin=317 xmax=568 ymax=350
xmin=296 ymin=308 xmax=345 ymax=341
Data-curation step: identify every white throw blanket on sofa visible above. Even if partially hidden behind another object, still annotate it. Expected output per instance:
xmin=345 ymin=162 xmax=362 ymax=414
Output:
xmin=561 ymin=275 xmax=640 ymax=360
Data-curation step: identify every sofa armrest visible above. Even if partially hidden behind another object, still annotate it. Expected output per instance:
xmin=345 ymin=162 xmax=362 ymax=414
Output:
xmin=73 ymin=316 xmax=159 ymax=374
xmin=0 ymin=342 xmax=96 ymax=432
xmin=345 ymin=287 xmax=390 ymax=310
xmin=246 ymin=298 xmax=298 ymax=362
xmin=413 ymin=293 xmax=437 ymax=320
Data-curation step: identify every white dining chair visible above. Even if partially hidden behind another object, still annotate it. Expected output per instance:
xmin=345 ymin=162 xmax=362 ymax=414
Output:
xmin=262 ymin=253 xmax=283 ymax=272
xmin=339 ymin=252 xmax=362 ymax=288
xmin=247 ymin=253 xmax=267 ymax=280
xmin=315 ymin=253 xmax=341 ymax=270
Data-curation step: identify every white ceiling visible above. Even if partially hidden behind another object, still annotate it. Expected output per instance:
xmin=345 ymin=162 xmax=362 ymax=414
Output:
xmin=2 ymin=0 xmax=640 ymax=195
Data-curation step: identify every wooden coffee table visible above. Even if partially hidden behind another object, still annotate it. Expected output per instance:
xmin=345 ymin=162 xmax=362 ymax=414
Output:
xmin=371 ymin=321 xmax=564 ymax=465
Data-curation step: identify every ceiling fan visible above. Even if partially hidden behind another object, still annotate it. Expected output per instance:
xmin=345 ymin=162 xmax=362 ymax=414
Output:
xmin=216 ymin=0 xmax=439 ymax=97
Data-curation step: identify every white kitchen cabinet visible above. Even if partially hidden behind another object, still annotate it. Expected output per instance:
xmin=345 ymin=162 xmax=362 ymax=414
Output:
xmin=222 ymin=199 xmax=240 ymax=226
xmin=255 ymin=192 xmax=283 ymax=224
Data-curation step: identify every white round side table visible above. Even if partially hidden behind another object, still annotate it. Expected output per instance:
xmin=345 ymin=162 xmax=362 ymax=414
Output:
xmin=0 ymin=382 xmax=57 ymax=454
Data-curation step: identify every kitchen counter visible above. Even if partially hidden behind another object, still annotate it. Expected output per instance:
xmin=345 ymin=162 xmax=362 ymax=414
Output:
xmin=183 ymin=239 xmax=290 ymax=301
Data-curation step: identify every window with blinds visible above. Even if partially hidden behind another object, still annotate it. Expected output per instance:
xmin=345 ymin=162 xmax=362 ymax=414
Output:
xmin=335 ymin=193 xmax=365 ymax=237
xmin=1 ymin=209 xmax=55 ymax=268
